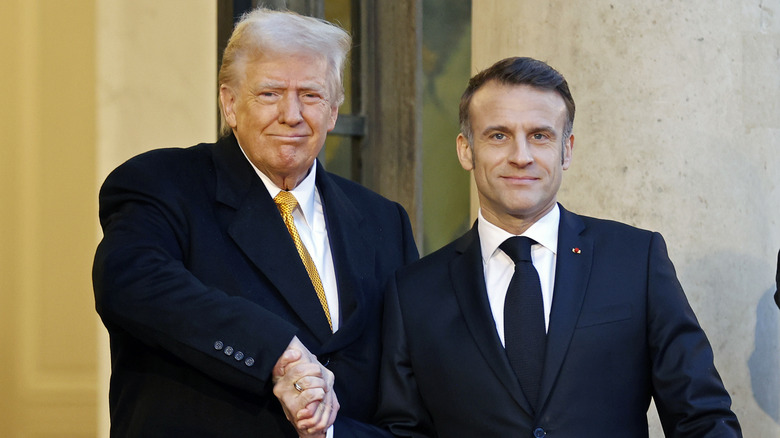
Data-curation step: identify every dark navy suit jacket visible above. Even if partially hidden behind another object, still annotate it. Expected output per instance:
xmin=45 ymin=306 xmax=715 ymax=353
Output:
xmin=93 ymin=134 xmax=418 ymax=437
xmin=376 ymin=206 xmax=741 ymax=437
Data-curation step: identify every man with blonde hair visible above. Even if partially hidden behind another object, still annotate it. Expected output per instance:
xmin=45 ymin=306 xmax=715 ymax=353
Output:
xmin=94 ymin=8 xmax=417 ymax=437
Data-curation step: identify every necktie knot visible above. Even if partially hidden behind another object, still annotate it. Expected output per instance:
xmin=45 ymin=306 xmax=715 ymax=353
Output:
xmin=500 ymin=236 xmax=535 ymax=264
xmin=274 ymin=191 xmax=298 ymax=215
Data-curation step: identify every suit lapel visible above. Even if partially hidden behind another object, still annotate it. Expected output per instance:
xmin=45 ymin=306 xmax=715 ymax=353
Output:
xmin=315 ymin=165 xmax=374 ymax=352
xmin=450 ymin=224 xmax=533 ymax=414
xmin=214 ymin=137 xmax=332 ymax=342
xmin=538 ymin=205 xmax=592 ymax=410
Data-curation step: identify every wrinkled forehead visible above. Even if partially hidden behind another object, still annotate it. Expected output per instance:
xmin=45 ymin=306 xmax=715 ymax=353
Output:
xmin=237 ymin=48 xmax=339 ymax=95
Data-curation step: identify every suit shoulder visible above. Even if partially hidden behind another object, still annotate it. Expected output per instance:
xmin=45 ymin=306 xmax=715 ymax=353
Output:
xmin=576 ymin=213 xmax=656 ymax=239
xmin=98 ymin=143 xmax=220 ymax=219
xmin=114 ymin=143 xmax=213 ymax=177
xmin=569 ymin=212 xmax=665 ymax=256
xmin=326 ymin=172 xmax=394 ymax=205
xmin=103 ymin=143 xmax=215 ymax=188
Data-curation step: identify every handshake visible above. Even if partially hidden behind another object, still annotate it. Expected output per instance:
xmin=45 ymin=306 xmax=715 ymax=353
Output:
xmin=272 ymin=336 xmax=339 ymax=437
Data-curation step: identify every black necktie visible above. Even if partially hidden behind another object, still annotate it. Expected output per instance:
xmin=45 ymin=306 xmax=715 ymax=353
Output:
xmin=501 ymin=236 xmax=546 ymax=411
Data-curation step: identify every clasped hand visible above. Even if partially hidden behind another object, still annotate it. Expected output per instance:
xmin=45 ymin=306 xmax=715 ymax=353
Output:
xmin=272 ymin=336 xmax=339 ymax=437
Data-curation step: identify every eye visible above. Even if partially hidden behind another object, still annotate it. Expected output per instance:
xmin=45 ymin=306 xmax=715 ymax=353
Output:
xmin=490 ymin=133 xmax=507 ymax=140
xmin=256 ymin=91 xmax=280 ymax=102
xmin=301 ymin=92 xmax=324 ymax=103
xmin=529 ymin=132 xmax=553 ymax=144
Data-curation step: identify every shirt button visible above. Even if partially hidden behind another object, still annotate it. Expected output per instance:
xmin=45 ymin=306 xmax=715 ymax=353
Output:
xmin=533 ymin=427 xmax=546 ymax=437
xmin=224 ymin=346 xmax=234 ymax=356
xmin=214 ymin=341 xmax=224 ymax=351
xmin=234 ymin=351 xmax=244 ymax=361
xmin=244 ymin=357 xmax=255 ymax=367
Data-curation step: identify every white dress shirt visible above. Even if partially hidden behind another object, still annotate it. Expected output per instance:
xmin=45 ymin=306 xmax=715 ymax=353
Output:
xmin=246 ymin=157 xmax=340 ymax=332
xmin=478 ymin=205 xmax=560 ymax=346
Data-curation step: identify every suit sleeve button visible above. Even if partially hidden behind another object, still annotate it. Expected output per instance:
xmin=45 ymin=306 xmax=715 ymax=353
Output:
xmin=224 ymin=346 xmax=234 ymax=355
xmin=234 ymin=351 xmax=244 ymax=361
xmin=533 ymin=427 xmax=546 ymax=437
xmin=214 ymin=341 xmax=224 ymax=351
xmin=244 ymin=357 xmax=255 ymax=367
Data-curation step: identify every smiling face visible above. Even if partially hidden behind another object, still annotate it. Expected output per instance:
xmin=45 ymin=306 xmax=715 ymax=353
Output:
xmin=457 ymin=81 xmax=574 ymax=234
xmin=219 ymin=51 xmax=339 ymax=190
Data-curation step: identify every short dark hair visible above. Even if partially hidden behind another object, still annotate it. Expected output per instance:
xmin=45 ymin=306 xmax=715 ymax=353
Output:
xmin=459 ymin=57 xmax=575 ymax=145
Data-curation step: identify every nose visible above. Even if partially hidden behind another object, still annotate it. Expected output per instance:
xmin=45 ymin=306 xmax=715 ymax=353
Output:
xmin=278 ymin=92 xmax=303 ymax=125
xmin=508 ymin=138 xmax=534 ymax=166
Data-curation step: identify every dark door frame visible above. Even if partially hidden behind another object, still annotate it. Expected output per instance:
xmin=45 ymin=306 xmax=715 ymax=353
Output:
xmin=217 ymin=0 xmax=423 ymax=245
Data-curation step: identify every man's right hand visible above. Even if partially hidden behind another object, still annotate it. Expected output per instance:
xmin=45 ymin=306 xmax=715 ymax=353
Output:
xmin=272 ymin=336 xmax=339 ymax=436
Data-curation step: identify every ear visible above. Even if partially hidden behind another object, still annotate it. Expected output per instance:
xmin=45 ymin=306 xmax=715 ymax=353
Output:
xmin=326 ymin=104 xmax=339 ymax=132
xmin=562 ymin=133 xmax=574 ymax=170
xmin=456 ymin=133 xmax=474 ymax=171
xmin=219 ymin=85 xmax=238 ymax=129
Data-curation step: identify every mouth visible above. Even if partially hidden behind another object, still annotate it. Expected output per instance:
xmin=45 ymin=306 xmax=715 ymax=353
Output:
xmin=269 ymin=133 xmax=308 ymax=139
xmin=502 ymin=175 xmax=538 ymax=184
xmin=267 ymin=133 xmax=311 ymax=145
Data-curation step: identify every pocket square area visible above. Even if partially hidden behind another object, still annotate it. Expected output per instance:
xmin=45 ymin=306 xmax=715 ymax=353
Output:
xmin=576 ymin=303 xmax=632 ymax=328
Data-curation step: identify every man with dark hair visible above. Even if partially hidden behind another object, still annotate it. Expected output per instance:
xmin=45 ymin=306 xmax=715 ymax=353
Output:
xmin=93 ymin=8 xmax=417 ymax=437
xmin=373 ymin=57 xmax=741 ymax=437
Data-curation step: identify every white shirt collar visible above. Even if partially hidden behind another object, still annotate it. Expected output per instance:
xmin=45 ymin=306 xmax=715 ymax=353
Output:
xmin=477 ymin=204 xmax=560 ymax=263
xmin=238 ymin=146 xmax=317 ymax=227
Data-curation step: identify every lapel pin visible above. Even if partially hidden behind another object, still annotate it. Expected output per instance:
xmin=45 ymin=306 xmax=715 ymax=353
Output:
xmin=572 ymin=248 xmax=581 ymax=254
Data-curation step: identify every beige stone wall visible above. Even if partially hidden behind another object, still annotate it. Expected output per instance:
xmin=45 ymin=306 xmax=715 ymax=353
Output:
xmin=96 ymin=0 xmax=218 ymax=176
xmin=1 ymin=1 xmax=99 ymax=436
xmin=472 ymin=0 xmax=780 ymax=435
xmin=0 ymin=1 xmax=215 ymax=436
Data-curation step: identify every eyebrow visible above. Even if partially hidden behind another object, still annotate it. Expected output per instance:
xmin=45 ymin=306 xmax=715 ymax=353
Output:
xmin=529 ymin=125 xmax=558 ymax=136
xmin=481 ymin=124 xmax=511 ymax=136
xmin=255 ymin=81 xmax=327 ymax=92
xmin=481 ymin=124 xmax=558 ymax=136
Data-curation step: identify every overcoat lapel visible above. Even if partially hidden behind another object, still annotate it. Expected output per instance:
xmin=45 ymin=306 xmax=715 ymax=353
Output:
xmin=214 ymin=136 xmax=332 ymax=343
xmin=315 ymin=164 xmax=374 ymax=352
xmin=449 ymin=224 xmax=533 ymax=415
xmin=537 ymin=205 xmax=592 ymax=410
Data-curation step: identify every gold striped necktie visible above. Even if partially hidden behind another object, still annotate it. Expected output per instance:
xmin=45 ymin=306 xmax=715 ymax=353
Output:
xmin=274 ymin=191 xmax=333 ymax=331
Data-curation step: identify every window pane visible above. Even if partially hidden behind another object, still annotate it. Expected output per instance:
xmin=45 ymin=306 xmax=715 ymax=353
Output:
xmin=323 ymin=0 xmax=356 ymax=181
xmin=422 ymin=0 xmax=471 ymax=254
